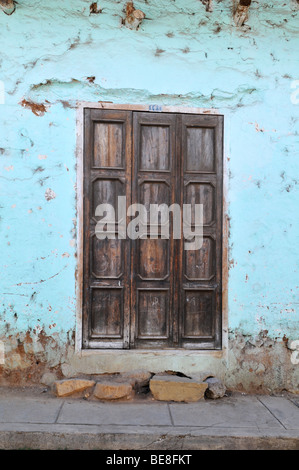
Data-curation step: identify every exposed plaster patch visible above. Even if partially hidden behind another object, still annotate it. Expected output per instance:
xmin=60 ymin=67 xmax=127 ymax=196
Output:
xmin=20 ymin=99 xmax=48 ymax=117
xmin=0 ymin=329 xmax=73 ymax=386
xmin=155 ymin=48 xmax=165 ymax=57
xmin=123 ymin=1 xmax=145 ymax=30
xmin=233 ymin=0 xmax=251 ymax=27
xmin=90 ymin=2 xmax=102 ymax=14
xmin=0 ymin=0 xmax=15 ymax=15
xmin=249 ymin=121 xmax=277 ymax=133
xmin=86 ymin=76 xmax=96 ymax=83
xmin=225 ymin=330 xmax=298 ymax=393
xmin=60 ymin=100 xmax=76 ymax=109
xmin=44 ymin=188 xmax=56 ymax=201
xmin=201 ymin=0 xmax=213 ymax=13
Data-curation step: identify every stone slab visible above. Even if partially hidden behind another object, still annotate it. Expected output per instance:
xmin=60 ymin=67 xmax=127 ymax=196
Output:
xmin=169 ymin=395 xmax=284 ymax=429
xmin=0 ymin=397 xmax=61 ymax=424
xmin=57 ymin=401 xmax=172 ymax=426
xmin=54 ymin=379 xmax=95 ymax=397
xmin=258 ymin=396 xmax=299 ymax=430
xmin=93 ymin=382 xmax=133 ymax=400
xmin=150 ymin=375 xmax=208 ymax=402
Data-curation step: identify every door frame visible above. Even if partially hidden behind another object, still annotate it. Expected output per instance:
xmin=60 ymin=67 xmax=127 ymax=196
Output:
xmin=75 ymin=102 xmax=229 ymax=358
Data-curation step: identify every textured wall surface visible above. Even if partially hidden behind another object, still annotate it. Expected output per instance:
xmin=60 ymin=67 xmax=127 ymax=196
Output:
xmin=0 ymin=0 xmax=298 ymax=392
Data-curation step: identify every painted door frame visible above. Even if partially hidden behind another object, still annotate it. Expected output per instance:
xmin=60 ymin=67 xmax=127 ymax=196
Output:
xmin=75 ymin=102 xmax=229 ymax=360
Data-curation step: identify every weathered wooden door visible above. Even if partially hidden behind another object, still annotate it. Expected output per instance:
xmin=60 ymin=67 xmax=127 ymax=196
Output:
xmin=83 ymin=108 xmax=223 ymax=350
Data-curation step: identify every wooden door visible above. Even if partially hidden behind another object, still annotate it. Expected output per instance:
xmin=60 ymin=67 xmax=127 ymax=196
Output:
xmin=83 ymin=109 xmax=223 ymax=350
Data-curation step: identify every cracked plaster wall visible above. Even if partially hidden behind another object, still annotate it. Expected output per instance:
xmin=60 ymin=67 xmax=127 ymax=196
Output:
xmin=0 ymin=0 xmax=298 ymax=392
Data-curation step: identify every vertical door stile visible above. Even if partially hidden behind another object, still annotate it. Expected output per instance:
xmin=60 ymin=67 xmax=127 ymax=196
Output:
xmin=130 ymin=112 xmax=138 ymax=349
xmin=173 ymin=113 xmax=182 ymax=345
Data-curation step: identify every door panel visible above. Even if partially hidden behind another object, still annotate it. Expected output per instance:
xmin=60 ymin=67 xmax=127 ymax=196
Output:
xmin=138 ymin=238 xmax=170 ymax=280
xmin=185 ymin=126 xmax=215 ymax=173
xmin=183 ymin=288 xmax=215 ymax=338
xmin=93 ymin=121 xmax=125 ymax=169
xmin=140 ymin=125 xmax=171 ymax=171
xmin=137 ymin=289 xmax=170 ymax=339
xmin=90 ymin=287 xmax=124 ymax=338
xmin=184 ymin=235 xmax=216 ymax=281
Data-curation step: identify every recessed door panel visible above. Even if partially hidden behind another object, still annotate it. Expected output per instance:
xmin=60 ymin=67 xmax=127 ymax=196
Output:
xmin=91 ymin=236 xmax=123 ymax=279
xmin=185 ymin=127 xmax=215 ymax=173
xmin=90 ymin=288 xmax=123 ymax=338
xmin=138 ymin=238 xmax=169 ymax=280
xmin=185 ymin=182 xmax=215 ymax=226
xmin=183 ymin=289 xmax=215 ymax=338
xmin=184 ymin=236 xmax=215 ymax=281
xmin=137 ymin=289 xmax=169 ymax=339
xmin=140 ymin=125 xmax=170 ymax=171
xmin=93 ymin=121 xmax=124 ymax=168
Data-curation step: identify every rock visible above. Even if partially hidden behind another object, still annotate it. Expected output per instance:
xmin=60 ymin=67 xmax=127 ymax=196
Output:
xmin=61 ymin=363 xmax=74 ymax=378
xmin=40 ymin=372 xmax=57 ymax=386
xmin=191 ymin=371 xmax=215 ymax=383
xmin=54 ymin=379 xmax=95 ymax=397
xmin=150 ymin=375 xmax=208 ymax=402
xmin=120 ymin=370 xmax=152 ymax=392
xmin=93 ymin=382 xmax=133 ymax=400
xmin=204 ymin=377 xmax=226 ymax=399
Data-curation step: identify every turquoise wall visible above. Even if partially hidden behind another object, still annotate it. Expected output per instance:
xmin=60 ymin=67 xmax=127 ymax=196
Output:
xmin=0 ymin=0 xmax=298 ymax=389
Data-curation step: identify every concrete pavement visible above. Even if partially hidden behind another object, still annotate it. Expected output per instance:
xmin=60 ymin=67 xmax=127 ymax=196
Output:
xmin=0 ymin=387 xmax=298 ymax=450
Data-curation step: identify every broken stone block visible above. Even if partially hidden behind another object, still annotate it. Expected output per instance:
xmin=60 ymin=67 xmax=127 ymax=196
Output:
xmin=191 ymin=371 xmax=215 ymax=383
xmin=54 ymin=379 xmax=95 ymax=397
xmin=150 ymin=375 xmax=208 ymax=402
xmin=120 ymin=370 xmax=152 ymax=392
xmin=41 ymin=372 xmax=57 ymax=387
xmin=204 ymin=377 xmax=226 ymax=399
xmin=93 ymin=382 xmax=133 ymax=400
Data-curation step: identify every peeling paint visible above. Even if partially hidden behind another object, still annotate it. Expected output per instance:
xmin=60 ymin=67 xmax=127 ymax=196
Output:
xmin=44 ymin=188 xmax=56 ymax=201
xmin=20 ymin=99 xmax=48 ymax=116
